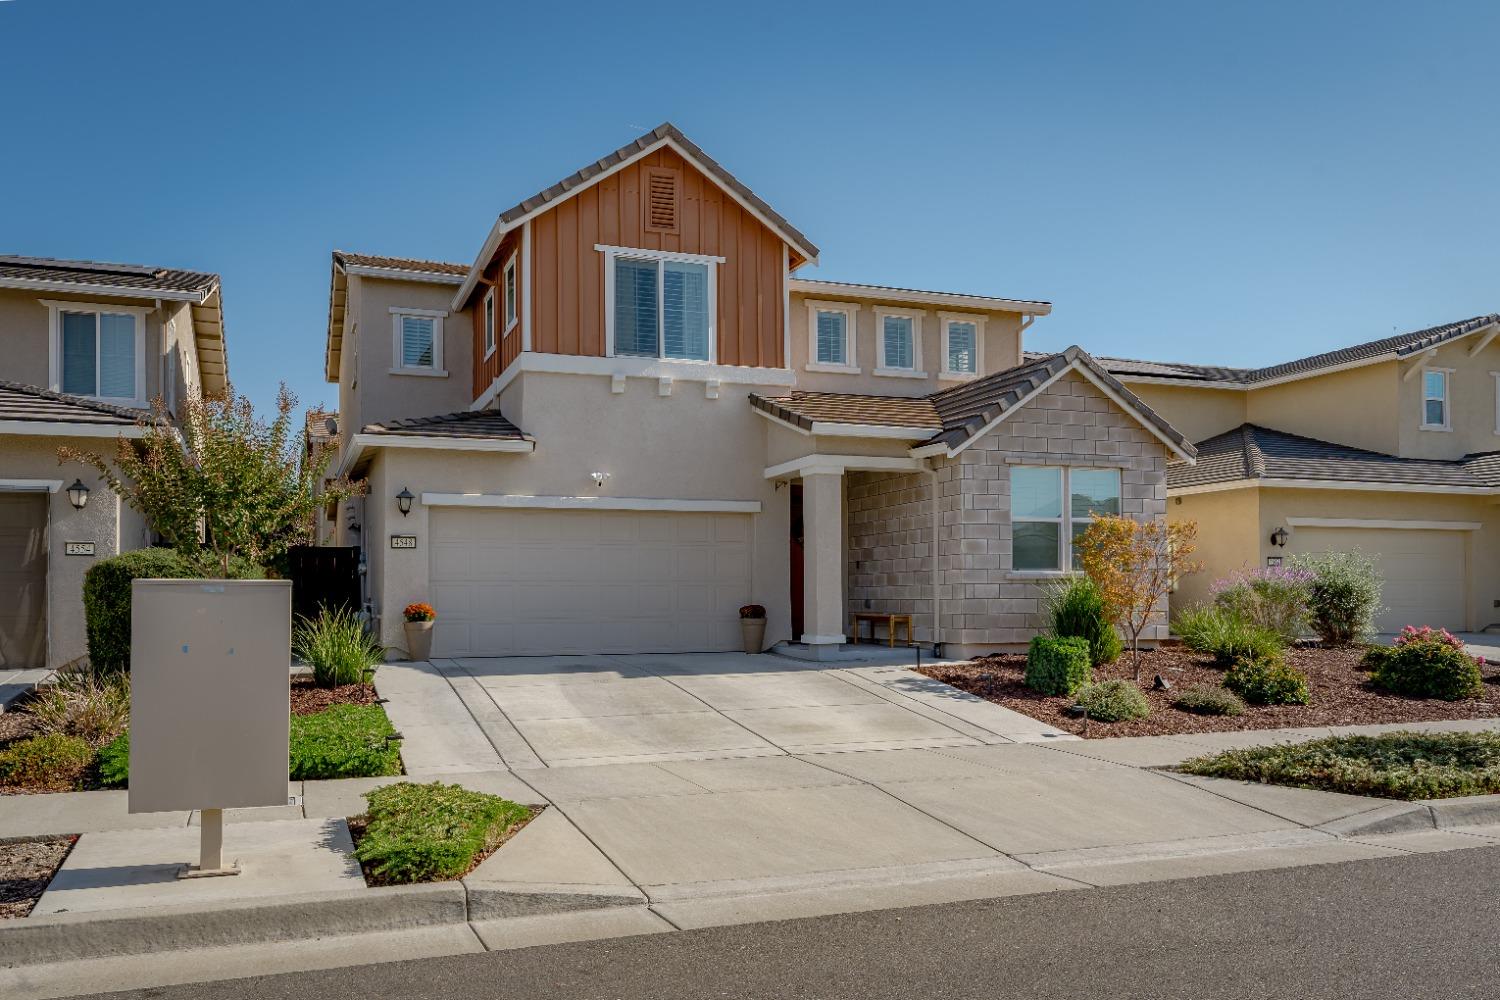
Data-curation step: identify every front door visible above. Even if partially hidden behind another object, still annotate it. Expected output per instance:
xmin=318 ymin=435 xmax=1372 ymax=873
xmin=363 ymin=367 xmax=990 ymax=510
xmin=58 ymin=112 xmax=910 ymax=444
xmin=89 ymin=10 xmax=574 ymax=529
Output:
xmin=789 ymin=483 xmax=804 ymax=639
xmin=0 ymin=492 xmax=48 ymax=669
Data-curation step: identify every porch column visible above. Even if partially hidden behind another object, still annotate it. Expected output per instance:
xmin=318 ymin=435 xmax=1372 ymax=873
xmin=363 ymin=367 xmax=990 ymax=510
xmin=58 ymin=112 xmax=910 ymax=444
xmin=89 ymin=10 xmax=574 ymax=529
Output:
xmin=801 ymin=471 xmax=846 ymax=645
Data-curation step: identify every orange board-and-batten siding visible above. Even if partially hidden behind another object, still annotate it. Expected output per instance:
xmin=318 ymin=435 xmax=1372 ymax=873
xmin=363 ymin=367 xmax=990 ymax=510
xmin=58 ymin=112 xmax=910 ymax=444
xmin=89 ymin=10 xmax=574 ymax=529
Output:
xmin=472 ymin=230 xmax=523 ymax=399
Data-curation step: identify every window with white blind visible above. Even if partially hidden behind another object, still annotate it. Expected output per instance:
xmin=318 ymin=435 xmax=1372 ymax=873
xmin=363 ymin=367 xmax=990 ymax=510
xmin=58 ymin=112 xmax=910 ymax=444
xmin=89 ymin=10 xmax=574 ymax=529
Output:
xmin=390 ymin=308 xmax=446 ymax=376
xmin=1421 ymin=368 xmax=1451 ymax=430
xmin=940 ymin=312 xmax=985 ymax=379
xmin=874 ymin=307 xmax=924 ymax=377
xmin=1011 ymin=466 xmax=1122 ymax=572
xmin=600 ymin=245 xmax=719 ymax=362
xmin=805 ymin=300 xmax=857 ymax=372
xmin=48 ymin=303 xmax=144 ymax=403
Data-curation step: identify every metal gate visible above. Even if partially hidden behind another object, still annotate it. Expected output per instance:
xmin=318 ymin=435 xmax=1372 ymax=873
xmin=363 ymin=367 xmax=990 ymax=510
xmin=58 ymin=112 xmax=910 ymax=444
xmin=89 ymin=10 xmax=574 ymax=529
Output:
xmin=283 ymin=545 xmax=361 ymax=623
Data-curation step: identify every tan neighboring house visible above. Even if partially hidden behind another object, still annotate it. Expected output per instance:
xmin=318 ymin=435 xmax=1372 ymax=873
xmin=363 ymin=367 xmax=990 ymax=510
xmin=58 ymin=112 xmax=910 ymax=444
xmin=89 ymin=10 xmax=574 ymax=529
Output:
xmin=1092 ymin=313 xmax=1500 ymax=632
xmin=323 ymin=123 xmax=1196 ymax=660
xmin=0 ymin=255 xmax=228 ymax=671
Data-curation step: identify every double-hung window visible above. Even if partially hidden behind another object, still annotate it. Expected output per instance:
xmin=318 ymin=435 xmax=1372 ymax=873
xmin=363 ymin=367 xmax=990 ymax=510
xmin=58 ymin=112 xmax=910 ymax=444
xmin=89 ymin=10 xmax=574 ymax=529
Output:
xmin=390 ymin=307 xmax=446 ymax=376
xmin=805 ymin=300 xmax=857 ymax=372
xmin=1011 ymin=466 xmax=1122 ymax=571
xmin=875 ymin=307 xmax=924 ymax=376
xmin=482 ymin=288 xmax=496 ymax=358
xmin=602 ymin=245 xmax=718 ymax=362
xmin=51 ymin=304 xmax=143 ymax=403
xmin=940 ymin=313 xmax=985 ymax=379
xmin=503 ymin=254 xmax=518 ymax=335
xmin=1421 ymin=369 xmax=1451 ymax=430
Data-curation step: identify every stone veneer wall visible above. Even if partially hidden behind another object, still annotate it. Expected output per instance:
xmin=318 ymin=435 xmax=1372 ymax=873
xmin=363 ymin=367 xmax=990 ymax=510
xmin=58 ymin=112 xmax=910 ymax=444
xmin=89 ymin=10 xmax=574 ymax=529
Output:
xmin=847 ymin=470 xmax=935 ymax=642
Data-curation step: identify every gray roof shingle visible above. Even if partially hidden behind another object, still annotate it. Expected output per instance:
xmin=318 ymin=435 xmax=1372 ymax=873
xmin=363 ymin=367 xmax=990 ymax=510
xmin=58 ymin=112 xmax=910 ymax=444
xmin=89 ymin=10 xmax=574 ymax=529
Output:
xmin=0 ymin=381 xmax=149 ymax=427
xmin=0 ymin=255 xmax=219 ymax=300
xmin=331 ymin=251 xmax=469 ymax=278
xmin=361 ymin=410 xmax=530 ymax=441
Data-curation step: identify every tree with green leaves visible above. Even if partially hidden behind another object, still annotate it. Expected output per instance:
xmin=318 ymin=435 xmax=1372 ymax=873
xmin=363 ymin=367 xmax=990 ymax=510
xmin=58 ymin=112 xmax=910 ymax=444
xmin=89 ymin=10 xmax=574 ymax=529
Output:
xmin=61 ymin=385 xmax=359 ymax=576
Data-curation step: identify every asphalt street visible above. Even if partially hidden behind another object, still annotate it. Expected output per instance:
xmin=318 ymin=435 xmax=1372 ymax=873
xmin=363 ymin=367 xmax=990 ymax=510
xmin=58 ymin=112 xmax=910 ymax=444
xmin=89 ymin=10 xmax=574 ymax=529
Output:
xmin=89 ymin=846 xmax=1500 ymax=1000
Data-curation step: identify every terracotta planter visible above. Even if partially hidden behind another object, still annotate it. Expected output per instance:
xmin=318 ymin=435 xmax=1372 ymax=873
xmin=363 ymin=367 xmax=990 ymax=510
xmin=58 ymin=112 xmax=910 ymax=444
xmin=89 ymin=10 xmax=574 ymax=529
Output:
xmin=740 ymin=617 xmax=766 ymax=654
xmin=403 ymin=620 xmax=434 ymax=661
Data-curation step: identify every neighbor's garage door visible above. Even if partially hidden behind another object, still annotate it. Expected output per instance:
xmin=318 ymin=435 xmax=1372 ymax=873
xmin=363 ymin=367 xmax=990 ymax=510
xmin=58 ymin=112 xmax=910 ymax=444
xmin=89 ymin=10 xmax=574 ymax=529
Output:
xmin=0 ymin=493 xmax=48 ymax=669
xmin=429 ymin=508 xmax=752 ymax=656
xmin=1289 ymin=527 xmax=1466 ymax=633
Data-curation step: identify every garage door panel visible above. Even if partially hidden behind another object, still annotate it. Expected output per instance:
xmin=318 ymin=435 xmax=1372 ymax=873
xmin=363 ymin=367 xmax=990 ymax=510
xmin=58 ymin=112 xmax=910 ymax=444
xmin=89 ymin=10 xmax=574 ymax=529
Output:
xmin=714 ymin=514 xmax=750 ymax=544
xmin=1289 ymin=526 xmax=1466 ymax=632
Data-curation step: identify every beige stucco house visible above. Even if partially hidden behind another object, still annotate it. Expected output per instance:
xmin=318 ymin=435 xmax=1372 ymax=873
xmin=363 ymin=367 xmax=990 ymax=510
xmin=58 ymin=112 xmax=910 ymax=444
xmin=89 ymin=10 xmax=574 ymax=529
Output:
xmin=323 ymin=124 xmax=1196 ymax=660
xmin=0 ymin=256 xmax=228 ymax=670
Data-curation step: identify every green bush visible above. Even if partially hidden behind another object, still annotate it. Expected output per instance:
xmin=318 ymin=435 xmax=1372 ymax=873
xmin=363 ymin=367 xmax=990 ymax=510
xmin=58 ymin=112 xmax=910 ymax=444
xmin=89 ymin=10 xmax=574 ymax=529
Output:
xmin=0 ymin=733 xmax=94 ymax=789
xmin=355 ymin=782 xmax=533 ymax=884
xmin=1173 ymin=684 xmax=1246 ymax=716
xmin=1025 ymin=635 xmax=1093 ymax=697
xmin=1076 ymin=679 xmax=1150 ymax=722
xmin=29 ymin=671 xmax=129 ymax=744
xmin=1290 ymin=550 xmax=1383 ymax=646
xmin=293 ymin=607 xmax=384 ymax=687
xmin=1224 ymin=656 xmax=1310 ymax=705
xmin=1179 ymin=731 xmax=1500 ymax=800
xmin=83 ymin=549 xmax=262 ymax=673
xmin=1044 ymin=578 xmax=1123 ymax=666
xmin=1364 ymin=641 xmax=1483 ymax=701
xmin=1211 ymin=566 xmax=1313 ymax=642
xmin=1174 ymin=605 xmax=1286 ymax=666
xmin=97 ymin=731 xmax=130 ymax=788
xmin=289 ymin=704 xmax=403 ymax=780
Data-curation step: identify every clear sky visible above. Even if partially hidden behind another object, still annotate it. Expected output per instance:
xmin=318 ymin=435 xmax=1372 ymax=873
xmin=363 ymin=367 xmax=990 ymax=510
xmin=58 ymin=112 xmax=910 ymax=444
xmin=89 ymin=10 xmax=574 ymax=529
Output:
xmin=3 ymin=0 xmax=1497 ymax=417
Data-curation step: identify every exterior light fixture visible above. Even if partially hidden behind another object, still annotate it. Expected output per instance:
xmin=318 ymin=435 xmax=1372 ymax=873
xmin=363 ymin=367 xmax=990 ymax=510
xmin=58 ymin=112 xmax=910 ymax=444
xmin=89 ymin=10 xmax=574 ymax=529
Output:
xmin=66 ymin=479 xmax=90 ymax=510
xmin=590 ymin=471 xmax=611 ymax=488
xmin=396 ymin=488 xmax=414 ymax=516
xmin=1269 ymin=526 xmax=1289 ymax=548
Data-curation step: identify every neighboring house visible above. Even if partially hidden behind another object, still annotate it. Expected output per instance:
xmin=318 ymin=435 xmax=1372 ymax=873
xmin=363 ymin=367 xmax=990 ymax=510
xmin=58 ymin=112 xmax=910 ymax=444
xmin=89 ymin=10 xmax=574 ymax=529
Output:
xmin=323 ymin=123 xmax=1195 ymax=659
xmin=0 ymin=255 xmax=228 ymax=670
xmin=1091 ymin=313 xmax=1500 ymax=632
xmin=303 ymin=410 xmax=340 ymax=546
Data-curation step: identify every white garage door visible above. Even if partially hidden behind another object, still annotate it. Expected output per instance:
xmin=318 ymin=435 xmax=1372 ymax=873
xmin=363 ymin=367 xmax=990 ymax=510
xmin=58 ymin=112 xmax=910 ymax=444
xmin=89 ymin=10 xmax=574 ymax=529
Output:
xmin=429 ymin=508 xmax=753 ymax=657
xmin=1288 ymin=527 xmax=1466 ymax=633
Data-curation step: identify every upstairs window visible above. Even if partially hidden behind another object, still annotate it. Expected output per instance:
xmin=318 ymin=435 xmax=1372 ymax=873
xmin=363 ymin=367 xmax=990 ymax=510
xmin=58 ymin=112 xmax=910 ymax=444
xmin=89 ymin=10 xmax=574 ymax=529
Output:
xmin=875 ymin=308 xmax=923 ymax=376
xmin=483 ymin=288 xmax=496 ymax=358
xmin=53 ymin=305 xmax=142 ymax=403
xmin=390 ymin=307 xmax=446 ymax=376
xmin=503 ymin=253 xmax=518 ymax=335
xmin=940 ymin=313 xmax=985 ymax=378
xmin=1422 ymin=369 xmax=1450 ymax=429
xmin=1011 ymin=466 xmax=1122 ymax=571
xmin=806 ymin=301 xmax=857 ymax=371
xmin=602 ymin=246 xmax=719 ymax=362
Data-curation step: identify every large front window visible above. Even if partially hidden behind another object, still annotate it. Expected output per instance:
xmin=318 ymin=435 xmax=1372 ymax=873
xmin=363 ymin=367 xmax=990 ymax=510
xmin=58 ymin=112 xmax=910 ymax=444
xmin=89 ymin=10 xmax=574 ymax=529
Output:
xmin=1011 ymin=466 xmax=1122 ymax=571
xmin=610 ymin=251 xmax=714 ymax=361
xmin=60 ymin=308 xmax=139 ymax=401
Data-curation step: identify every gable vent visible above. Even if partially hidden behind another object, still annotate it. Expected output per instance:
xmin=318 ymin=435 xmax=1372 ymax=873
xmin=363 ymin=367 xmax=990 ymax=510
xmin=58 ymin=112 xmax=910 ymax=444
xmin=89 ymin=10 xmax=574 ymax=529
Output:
xmin=644 ymin=168 xmax=680 ymax=234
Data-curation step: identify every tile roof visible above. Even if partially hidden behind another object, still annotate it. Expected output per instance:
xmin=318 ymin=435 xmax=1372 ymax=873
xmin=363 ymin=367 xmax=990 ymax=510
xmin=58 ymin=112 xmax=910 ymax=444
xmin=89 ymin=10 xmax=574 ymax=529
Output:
xmin=0 ymin=255 xmax=219 ymax=300
xmin=748 ymin=391 xmax=942 ymax=432
xmin=331 ymin=251 xmax=469 ymax=278
xmin=0 ymin=380 xmax=149 ymax=427
xmin=361 ymin=410 xmax=530 ymax=441
xmin=1169 ymin=423 xmax=1500 ymax=490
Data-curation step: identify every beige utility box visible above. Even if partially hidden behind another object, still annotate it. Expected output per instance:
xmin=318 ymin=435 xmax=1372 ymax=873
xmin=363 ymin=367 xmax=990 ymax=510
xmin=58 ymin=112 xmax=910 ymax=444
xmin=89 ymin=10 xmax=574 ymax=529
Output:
xmin=128 ymin=579 xmax=291 ymax=814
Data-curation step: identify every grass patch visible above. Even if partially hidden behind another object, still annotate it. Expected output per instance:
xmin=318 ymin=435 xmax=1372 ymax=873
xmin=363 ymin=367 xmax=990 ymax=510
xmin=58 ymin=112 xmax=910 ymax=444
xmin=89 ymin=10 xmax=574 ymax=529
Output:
xmin=289 ymin=704 xmax=402 ymax=780
xmin=353 ymin=782 xmax=535 ymax=885
xmin=1179 ymin=731 xmax=1500 ymax=800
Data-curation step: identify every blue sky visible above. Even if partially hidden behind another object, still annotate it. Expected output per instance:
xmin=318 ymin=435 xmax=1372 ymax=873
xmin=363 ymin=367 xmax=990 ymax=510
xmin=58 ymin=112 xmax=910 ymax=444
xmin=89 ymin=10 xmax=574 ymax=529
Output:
xmin=3 ymin=0 xmax=1497 ymax=417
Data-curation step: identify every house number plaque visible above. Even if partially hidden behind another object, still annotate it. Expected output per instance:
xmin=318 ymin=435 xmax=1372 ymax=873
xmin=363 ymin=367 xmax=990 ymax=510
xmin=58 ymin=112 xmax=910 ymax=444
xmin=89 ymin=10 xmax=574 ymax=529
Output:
xmin=65 ymin=541 xmax=96 ymax=556
xmin=390 ymin=534 xmax=418 ymax=550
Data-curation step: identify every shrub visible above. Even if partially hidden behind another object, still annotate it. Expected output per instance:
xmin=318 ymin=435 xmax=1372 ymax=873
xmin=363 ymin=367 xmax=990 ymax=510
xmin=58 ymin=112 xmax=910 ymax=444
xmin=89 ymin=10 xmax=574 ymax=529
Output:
xmin=1224 ymin=655 xmax=1310 ymax=705
xmin=97 ymin=731 xmax=130 ymax=788
xmin=1075 ymin=679 xmax=1151 ymax=722
xmin=1290 ymin=550 xmax=1383 ymax=646
xmin=0 ymin=733 xmax=94 ymax=790
xmin=293 ymin=607 xmax=383 ymax=687
xmin=1364 ymin=637 xmax=1483 ymax=701
xmin=354 ymin=781 xmax=533 ymax=884
xmin=1174 ymin=605 xmax=1286 ymax=666
xmin=1173 ymin=684 xmax=1246 ymax=716
xmin=1025 ymin=635 xmax=1093 ymax=697
xmin=83 ymin=548 xmax=262 ymax=673
xmin=1044 ymin=578 xmax=1122 ymax=666
xmin=289 ymin=704 xmax=403 ymax=780
xmin=1211 ymin=565 xmax=1314 ymax=642
xmin=1179 ymin=731 xmax=1500 ymax=800
xmin=29 ymin=671 xmax=130 ymax=744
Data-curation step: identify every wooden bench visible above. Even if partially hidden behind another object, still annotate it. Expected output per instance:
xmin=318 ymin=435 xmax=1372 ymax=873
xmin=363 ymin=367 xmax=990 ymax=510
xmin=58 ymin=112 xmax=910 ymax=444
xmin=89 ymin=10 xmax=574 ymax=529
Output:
xmin=849 ymin=612 xmax=915 ymax=648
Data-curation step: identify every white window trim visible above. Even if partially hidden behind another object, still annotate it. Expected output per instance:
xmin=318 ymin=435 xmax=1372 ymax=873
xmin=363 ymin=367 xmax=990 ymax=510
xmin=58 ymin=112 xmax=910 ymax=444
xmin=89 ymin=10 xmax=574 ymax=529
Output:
xmin=1010 ymin=466 xmax=1122 ymax=573
xmin=389 ymin=306 xmax=447 ymax=377
xmin=502 ymin=251 xmax=519 ymax=337
xmin=938 ymin=311 xmax=986 ymax=381
xmin=482 ymin=288 xmax=496 ymax=360
xmin=43 ymin=299 xmax=149 ymax=406
xmin=873 ymin=306 xmax=926 ymax=377
xmin=598 ymin=244 xmax=721 ymax=364
xmin=805 ymin=299 xmax=859 ymax=373
xmin=1420 ymin=367 xmax=1452 ymax=431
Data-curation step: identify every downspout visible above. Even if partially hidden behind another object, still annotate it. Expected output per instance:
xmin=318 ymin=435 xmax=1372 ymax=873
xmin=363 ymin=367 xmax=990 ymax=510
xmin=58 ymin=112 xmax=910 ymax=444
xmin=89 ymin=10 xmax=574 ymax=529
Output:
xmin=927 ymin=458 xmax=943 ymax=655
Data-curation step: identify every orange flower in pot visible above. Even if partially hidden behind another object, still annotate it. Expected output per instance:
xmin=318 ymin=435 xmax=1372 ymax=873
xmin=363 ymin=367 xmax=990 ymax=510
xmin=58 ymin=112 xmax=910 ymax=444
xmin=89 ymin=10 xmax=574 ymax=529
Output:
xmin=403 ymin=603 xmax=436 ymax=661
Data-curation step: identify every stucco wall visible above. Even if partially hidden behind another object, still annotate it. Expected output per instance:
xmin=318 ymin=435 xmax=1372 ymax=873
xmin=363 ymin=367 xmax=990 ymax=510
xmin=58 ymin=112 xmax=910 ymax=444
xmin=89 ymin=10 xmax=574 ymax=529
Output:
xmin=1126 ymin=383 xmax=1247 ymax=445
xmin=0 ymin=287 xmax=169 ymax=405
xmin=1394 ymin=336 xmax=1500 ymax=461
xmin=351 ymin=276 xmax=474 ymax=431
xmin=1243 ymin=362 xmax=1400 ymax=456
xmin=1167 ymin=487 xmax=1261 ymax=616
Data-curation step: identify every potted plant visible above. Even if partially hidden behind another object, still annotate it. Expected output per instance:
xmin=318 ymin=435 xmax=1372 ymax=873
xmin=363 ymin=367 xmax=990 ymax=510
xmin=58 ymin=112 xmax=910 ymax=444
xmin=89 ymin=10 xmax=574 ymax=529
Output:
xmin=403 ymin=603 xmax=436 ymax=661
xmin=739 ymin=604 xmax=767 ymax=654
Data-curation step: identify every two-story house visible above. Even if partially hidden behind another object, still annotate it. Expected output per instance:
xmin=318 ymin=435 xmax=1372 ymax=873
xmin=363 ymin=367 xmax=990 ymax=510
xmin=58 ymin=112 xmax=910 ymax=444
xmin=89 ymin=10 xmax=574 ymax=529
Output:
xmin=0 ymin=255 xmax=229 ymax=670
xmin=324 ymin=124 xmax=1195 ymax=660
xmin=1094 ymin=314 xmax=1500 ymax=633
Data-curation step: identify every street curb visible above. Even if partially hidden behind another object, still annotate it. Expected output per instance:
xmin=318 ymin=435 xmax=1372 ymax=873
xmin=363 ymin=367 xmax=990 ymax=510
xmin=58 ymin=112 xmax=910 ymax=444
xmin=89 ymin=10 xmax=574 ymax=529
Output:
xmin=1319 ymin=794 xmax=1500 ymax=837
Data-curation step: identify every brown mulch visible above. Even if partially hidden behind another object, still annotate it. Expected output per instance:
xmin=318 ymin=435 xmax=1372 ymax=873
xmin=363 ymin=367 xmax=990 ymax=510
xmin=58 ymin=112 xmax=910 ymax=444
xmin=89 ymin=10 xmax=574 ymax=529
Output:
xmin=289 ymin=678 xmax=379 ymax=716
xmin=0 ymin=836 xmax=77 ymax=919
xmin=345 ymin=808 xmax=541 ymax=888
xmin=918 ymin=645 xmax=1500 ymax=739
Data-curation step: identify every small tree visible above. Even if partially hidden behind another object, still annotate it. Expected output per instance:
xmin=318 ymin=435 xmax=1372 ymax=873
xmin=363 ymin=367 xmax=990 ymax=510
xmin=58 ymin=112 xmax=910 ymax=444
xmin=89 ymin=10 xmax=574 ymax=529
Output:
xmin=60 ymin=385 xmax=358 ymax=576
xmin=1074 ymin=515 xmax=1201 ymax=681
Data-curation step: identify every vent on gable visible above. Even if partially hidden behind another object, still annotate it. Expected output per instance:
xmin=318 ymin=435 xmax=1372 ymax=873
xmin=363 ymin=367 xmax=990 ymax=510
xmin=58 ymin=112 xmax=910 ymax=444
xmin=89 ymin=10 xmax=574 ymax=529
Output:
xmin=644 ymin=168 xmax=680 ymax=234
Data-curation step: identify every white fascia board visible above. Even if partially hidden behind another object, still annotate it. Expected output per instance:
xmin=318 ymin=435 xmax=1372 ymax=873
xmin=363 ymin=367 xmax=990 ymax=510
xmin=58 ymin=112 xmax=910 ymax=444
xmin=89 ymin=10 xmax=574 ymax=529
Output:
xmin=808 ymin=421 xmax=940 ymax=440
xmin=344 ymin=264 xmax=465 ymax=285
xmin=1170 ymin=477 xmax=1496 ymax=497
xmin=349 ymin=433 xmax=534 ymax=454
xmin=790 ymin=278 xmax=1051 ymax=315
xmin=0 ymin=420 xmax=147 ymax=438
xmin=489 ymin=352 xmax=797 ymax=391
xmin=0 ymin=277 xmax=209 ymax=303
xmin=1285 ymin=516 xmax=1483 ymax=532
xmin=763 ymin=454 xmax=922 ymax=479
xmin=907 ymin=442 xmax=948 ymax=459
xmin=422 ymin=493 xmax=761 ymax=514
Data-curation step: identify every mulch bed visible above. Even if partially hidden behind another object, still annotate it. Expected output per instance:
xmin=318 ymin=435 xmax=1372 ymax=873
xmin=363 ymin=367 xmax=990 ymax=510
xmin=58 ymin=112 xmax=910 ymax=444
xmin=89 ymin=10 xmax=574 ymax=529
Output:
xmin=289 ymin=679 xmax=379 ymax=716
xmin=0 ymin=836 xmax=77 ymax=919
xmin=918 ymin=645 xmax=1500 ymax=739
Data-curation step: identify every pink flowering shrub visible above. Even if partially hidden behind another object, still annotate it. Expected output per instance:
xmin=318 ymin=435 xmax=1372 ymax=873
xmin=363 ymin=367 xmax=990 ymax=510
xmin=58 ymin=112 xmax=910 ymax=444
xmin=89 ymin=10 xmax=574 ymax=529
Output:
xmin=1395 ymin=625 xmax=1464 ymax=650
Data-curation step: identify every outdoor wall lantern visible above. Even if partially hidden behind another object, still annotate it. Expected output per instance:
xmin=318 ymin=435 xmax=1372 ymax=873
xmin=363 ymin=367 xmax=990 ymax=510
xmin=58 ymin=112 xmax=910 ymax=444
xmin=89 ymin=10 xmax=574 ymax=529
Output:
xmin=1269 ymin=526 xmax=1289 ymax=548
xmin=396 ymin=487 xmax=414 ymax=516
xmin=66 ymin=479 xmax=90 ymax=510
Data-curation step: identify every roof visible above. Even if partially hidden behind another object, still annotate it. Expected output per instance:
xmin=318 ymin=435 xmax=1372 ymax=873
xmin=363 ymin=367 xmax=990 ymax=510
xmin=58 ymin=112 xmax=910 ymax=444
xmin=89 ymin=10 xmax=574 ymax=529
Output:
xmin=791 ymin=278 xmax=1051 ymax=315
xmin=1169 ymin=423 xmax=1500 ymax=490
xmin=0 ymin=255 xmax=219 ymax=301
xmin=360 ymin=409 xmax=530 ymax=441
xmin=325 ymin=251 xmax=470 ymax=382
xmin=752 ymin=346 xmax=1196 ymax=461
xmin=452 ymin=122 xmax=820 ymax=309
xmin=330 ymin=251 xmax=469 ymax=280
xmin=0 ymin=380 xmax=149 ymax=429
xmin=1090 ymin=313 xmax=1500 ymax=388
